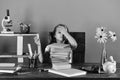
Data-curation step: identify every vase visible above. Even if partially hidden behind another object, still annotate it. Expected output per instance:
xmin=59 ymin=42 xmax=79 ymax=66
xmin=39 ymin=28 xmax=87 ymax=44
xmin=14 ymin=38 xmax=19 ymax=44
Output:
xmin=20 ymin=23 xmax=30 ymax=34
xmin=103 ymin=60 xmax=116 ymax=73
xmin=98 ymin=42 xmax=107 ymax=73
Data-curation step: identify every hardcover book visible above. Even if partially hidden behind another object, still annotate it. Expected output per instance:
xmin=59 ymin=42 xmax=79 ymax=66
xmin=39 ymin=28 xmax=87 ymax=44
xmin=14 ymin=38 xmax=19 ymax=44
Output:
xmin=0 ymin=63 xmax=15 ymax=67
xmin=49 ymin=68 xmax=86 ymax=77
xmin=0 ymin=66 xmax=21 ymax=73
xmin=52 ymin=62 xmax=71 ymax=70
xmin=0 ymin=63 xmax=21 ymax=74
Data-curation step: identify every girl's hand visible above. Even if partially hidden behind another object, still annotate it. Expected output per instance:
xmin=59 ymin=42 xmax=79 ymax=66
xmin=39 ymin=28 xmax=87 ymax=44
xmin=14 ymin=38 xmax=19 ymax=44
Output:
xmin=45 ymin=45 xmax=51 ymax=52
xmin=34 ymin=36 xmax=41 ymax=46
xmin=59 ymin=27 xmax=68 ymax=35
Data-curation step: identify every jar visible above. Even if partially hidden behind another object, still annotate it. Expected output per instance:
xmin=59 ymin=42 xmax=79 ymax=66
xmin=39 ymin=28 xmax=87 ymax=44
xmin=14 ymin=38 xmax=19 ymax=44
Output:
xmin=20 ymin=23 xmax=30 ymax=33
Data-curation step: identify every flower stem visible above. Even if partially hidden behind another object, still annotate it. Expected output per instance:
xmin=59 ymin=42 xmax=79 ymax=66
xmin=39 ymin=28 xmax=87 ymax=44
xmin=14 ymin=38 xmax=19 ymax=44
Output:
xmin=99 ymin=42 xmax=107 ymax=73
xmin=102 ymin=42 xmax=107 ymax=64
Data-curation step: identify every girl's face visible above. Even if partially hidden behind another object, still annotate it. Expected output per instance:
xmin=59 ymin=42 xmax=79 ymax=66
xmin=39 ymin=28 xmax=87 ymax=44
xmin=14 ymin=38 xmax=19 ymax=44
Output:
xmin=54 ymin=26 xmax=67 ymax=42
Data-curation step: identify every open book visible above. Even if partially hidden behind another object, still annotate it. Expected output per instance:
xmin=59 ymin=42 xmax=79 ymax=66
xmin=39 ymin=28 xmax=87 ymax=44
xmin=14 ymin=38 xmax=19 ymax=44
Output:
xmin=49 ymin=68 xmax=86 ymax=77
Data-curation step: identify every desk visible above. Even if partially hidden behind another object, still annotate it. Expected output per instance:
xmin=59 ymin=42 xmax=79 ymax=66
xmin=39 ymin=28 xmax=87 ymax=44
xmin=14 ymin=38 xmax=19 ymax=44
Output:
xmin=0 ymin=33 xmax=39 ymax=63
xmin=0 ymin=63 xmax=120 ymax=80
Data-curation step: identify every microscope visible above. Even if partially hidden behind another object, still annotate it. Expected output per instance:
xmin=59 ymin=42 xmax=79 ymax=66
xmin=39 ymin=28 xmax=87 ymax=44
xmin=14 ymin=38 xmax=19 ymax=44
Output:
xmin=1 ymin=9 xmax=14 ymax=33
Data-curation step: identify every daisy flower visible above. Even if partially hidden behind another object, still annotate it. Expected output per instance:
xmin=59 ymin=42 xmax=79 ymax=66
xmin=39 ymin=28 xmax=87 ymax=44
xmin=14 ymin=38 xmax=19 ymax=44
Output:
xmin=96 ymin=27 xmax=106 ymax=34
xmin=109 ymin=31 xmax=117 ymax=42
xmin=95 ymin=30 xmax=108 ymax=43
xmin=95 ymin=26 xmax=117 ymax=44
xmin=95 ymin=27 xmax=108 ymax=43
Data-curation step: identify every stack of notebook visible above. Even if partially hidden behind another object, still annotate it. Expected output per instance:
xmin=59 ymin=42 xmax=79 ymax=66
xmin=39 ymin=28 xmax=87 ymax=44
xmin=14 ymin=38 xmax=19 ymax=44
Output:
xmin=0 ymin=63 xmax=21 ymax=73
xmin=49 ymin=44 xmax=86 ymax=77
xmin=50 ymin=44 xmax=72 ymax=70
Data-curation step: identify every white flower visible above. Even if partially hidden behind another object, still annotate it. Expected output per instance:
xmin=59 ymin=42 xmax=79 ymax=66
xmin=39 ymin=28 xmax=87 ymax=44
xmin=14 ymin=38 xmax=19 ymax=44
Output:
xmin=109 ymin=31 xmax=117 ymax=42
xmin=96 ymin=27 xmax=105 ymax=34
xmin=95 ymin=30 xmax=108 ymax=43
xmin=95 ymin=26 xmax=117 ymax=44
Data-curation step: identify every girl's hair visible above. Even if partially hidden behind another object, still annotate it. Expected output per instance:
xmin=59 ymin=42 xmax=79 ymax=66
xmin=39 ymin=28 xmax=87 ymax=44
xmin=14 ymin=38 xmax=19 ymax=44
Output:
xmin=49 ymin=24 xmax=69 ymax=44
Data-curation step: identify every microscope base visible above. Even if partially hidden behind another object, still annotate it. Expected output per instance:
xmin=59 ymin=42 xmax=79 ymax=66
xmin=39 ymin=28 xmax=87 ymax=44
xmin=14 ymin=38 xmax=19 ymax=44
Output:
xmin=1 ymin=31 xmax=14 ymax=34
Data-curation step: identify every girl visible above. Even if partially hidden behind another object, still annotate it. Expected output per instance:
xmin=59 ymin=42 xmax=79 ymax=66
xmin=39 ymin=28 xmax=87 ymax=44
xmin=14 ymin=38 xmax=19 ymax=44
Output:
xmin=45 ymin=24 xmax=77 ymax=63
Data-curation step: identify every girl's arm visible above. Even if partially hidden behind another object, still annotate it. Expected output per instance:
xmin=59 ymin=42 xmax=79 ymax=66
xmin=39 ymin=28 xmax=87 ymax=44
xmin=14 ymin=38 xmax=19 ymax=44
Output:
xmin=34 ymin=35 xmax=43 ymax=63
xmin=64 ymin=32 xmax=77 ymax=49
xmin=38 ymin=45 xmax=43 ymax=63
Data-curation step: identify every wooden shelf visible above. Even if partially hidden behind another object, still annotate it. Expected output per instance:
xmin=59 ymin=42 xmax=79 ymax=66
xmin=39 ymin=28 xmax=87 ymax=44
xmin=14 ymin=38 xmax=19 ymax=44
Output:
xmin=0 ymin=33 xmax=39 ymax=36
xmin=0 ymin=33 xmax=40 ymax=63
xmin=0 ymin=55 xmax=30 ymax=58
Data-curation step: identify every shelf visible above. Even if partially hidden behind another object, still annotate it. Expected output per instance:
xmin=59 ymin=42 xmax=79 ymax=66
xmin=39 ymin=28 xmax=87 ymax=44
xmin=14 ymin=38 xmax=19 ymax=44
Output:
xmin=0 ymin=33 xmax=40 ymax=63
xmin=0 ymin=33 xmax=39 ymax=37
xmin=0 ymin=55 xmax=30 ymax=58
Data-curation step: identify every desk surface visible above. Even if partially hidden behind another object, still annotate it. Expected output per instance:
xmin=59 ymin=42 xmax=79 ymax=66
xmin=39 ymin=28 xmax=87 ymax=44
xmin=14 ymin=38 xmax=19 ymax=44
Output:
xmin=0 ymin=63 xmax=120 ymax=80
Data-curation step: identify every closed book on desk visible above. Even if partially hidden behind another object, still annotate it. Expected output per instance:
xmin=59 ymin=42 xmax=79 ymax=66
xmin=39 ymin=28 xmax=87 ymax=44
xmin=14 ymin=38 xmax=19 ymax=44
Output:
xmin=52 ymin=62 xmax=71 ymax=70
xmin=49 ymin=68 xmax=86 ymax=77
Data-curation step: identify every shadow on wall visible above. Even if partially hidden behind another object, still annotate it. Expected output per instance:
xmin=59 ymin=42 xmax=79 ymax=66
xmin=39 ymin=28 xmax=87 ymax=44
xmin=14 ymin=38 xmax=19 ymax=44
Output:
xmin=39 ymin=22 xmax=53 ymax=53
xmin=21 ymin=7 xmax=36 ymax=53
xmin=23 ymin=7 xmax=54 ymax=53
xmin=23 ymin=7 xmax=34 ymax=31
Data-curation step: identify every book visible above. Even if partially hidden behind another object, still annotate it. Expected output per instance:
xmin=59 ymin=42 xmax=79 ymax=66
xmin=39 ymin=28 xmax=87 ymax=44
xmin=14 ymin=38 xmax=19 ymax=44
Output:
xmin=52 ymin=62 xmax=71 ymax=70
xmin=0 ymin=66 xmax=21 ymax=74
xmin=51 ymin=47 xmax=72 ymax=53
xmin=49 ymin=68 xmax=86 ymax=77
xmin=0 ymin=70 xmax=16 ymax=73
xmin=51 ymin=55 xmax=69 ymax=62
xmin=0 ymin=63 xmax=15 ymax=67
xmin=50 ymin=47 xmax=72 ymax=63
xmin=49 ymin=43 xmax=70 ymax=49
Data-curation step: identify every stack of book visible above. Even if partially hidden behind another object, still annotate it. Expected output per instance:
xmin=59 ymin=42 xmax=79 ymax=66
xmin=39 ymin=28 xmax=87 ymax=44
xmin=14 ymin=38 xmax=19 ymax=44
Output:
xmin=50 ymin=44 xmax=72 ymax=62
xmin=0 ymin=63 xmax=21 ymax=74
xmin=50 ymin=45 xmax=72 ymax=69
xmin=49 ymin=44 xmax=87 ymax=77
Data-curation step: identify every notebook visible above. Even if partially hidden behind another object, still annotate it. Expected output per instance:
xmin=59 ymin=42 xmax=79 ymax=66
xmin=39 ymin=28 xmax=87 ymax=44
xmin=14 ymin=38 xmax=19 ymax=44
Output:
xmin=52 ymin=62 xmax=71 ymax=70
xmin=0 ymin=63 xmax=15 ymax=67
xmin=49 ymin=68 xmax=86 ymax=77
xmin=0 ymin=63 xmax=21 ymax=74
xmin=0 ymin=66 xmax=21 ymax=73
